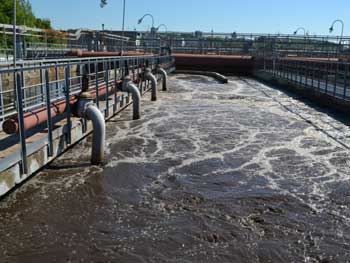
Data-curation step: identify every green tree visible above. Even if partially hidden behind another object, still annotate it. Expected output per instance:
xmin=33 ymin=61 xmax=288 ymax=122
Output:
xmin=0 ymin=0 xmax=53 ymax=48
xmin=0 ymin=0 xmax=51 ymax=28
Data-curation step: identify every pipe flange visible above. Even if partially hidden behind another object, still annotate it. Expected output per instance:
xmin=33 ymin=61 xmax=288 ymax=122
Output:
xmin=122 ymin=76 xmax=133 ymax=91
xmin=77 ymin=93 xmax=95 ymax=118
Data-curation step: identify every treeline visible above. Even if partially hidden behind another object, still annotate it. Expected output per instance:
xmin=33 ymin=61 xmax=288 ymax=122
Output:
xmin=0 ymin=0 xmax=51 ymax=29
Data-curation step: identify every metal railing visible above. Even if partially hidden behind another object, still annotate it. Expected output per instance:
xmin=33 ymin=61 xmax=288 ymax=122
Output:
xmin=0 ymin=54 xmax=173 ymax=175
xmin=257 ymin=57 xmax=350 ymax=100
xmin=0 ymin=55 xmax=173 ymax=123
xmin=3 ymin=25 xmax=350 ymax=60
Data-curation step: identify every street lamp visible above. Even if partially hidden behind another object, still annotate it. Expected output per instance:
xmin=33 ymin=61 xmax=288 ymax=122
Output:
xmin=156 ymin=24 xmax=168 ymax=32
xmin=138 ymin=14 xmax=156 ymax=53
xmin=329 ymin=19 xmax=344 ymax=43
xmin=329 ymin=19 xmax=344 ymax=57
xmin=137 ymin=14 xmax=155 ymax=29
xmin=100 ymin=0 xmax=107 ymax=8
xmin=293 ymin=27 xmax=307 ymax=36
xmin=100 ymin=0 xmax=126 ymax=55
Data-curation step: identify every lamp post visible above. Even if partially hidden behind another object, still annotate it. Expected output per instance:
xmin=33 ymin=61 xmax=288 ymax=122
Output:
xmin=100 ymin=0 xmax=126 ymax=55
xmin=13 ymin=0 xmax=16 ymax=68
xmin=138 ymin=14 xmax=156 ymax=53
xmin=329 ymin=19 xmax=344 ymax=57
xmin=155 ymin=24 xmax=168 ymax=54
xmin=294 ymin=27 xmax=308 ymax=56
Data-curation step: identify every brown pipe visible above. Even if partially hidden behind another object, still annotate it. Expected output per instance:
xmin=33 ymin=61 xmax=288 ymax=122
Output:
xmin=2 ymin=78 xmax=134 ymax=134
xmin=66 ymin=50 xmax=151 ymax=57
xmin=3 ymin=97 xmax=78 ymax=134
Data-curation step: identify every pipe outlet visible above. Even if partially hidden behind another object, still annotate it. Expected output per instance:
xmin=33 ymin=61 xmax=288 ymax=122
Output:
xmin=157 ymin=67 xmax=168 ymax=91
xmin=122 ymin=77 xmax=141 ymax=120
xmin=76 ymin=93 xmax=106 ymax=165
xmin=144 ymin=68 xmax=158 ymax=101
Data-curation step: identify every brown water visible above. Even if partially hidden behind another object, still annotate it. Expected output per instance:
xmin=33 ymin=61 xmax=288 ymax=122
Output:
xmin=1 ymin=75 xmax=350 ymax=262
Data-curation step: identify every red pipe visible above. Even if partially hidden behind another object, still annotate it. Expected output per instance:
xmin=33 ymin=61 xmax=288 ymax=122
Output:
xmin=2 ymin=78 xmax=132 ymax=134
xmin=3 ymin=97 xmax=78 ymax=134
xmin=66 ymin=50 xmax=151 ymax=57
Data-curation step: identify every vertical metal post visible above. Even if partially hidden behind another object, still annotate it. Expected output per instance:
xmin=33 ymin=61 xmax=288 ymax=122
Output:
xmin=15 ymin=71 xmax=27 ymax=174
xmin=13 ymin=0 xmax=16 ymax=68
xmin=114 ymin=60 xmax=118 ymax=112
xmin=317 ymin=63 xmax=321 ymax=91
xmin=297 ymin=61 xmax=300 ymax=85
xmin=20 ymin=65 xmax=26 ymax=109
xmin=311 ymin=62 xmax=315 ymax=90
xmin=334 ymin=63 xmax=339 ymax=97
xmin=39 ymin=62 xmax=45 ymax=105
xmin=344 ymin=64 xmax=348 ymax=99
xmin=64 ymin=65 xmax=71 ymax=144
xmin=121 ymin=0 xmax=126 ymax=56
xmin=45 ymin=70 xmax=53 ymax=157
xmin=306 ymin=62 xmax=309 ymax=87
xmin=55 ymin=63 xmax=59 ymax=99
xmin=104 ymin=61 xmax=109 ymax=117
xmin=325 ymin=62 xmax=329 ymax=93
xmin=95 ymin=62 xmax=100 ymax=108
xmin=0 ymin=73 xmax=3 ymax=122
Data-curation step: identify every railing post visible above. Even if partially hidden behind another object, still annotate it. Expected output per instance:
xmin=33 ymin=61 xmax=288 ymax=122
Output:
xmin=299 ymin=62 xmax=302 ymax=85
xmin=334 ymin=62 xmax=339 ymax=97
xmin=64 ymin=65 xmax=72 ymax=145
xmin=95 ymin=62 xmax=100 ymax=108
xmin=20 ymin=65 xmax=26 ymax=110
xmin=55 ymin=63 xmax=59 ymax=99
xmin=325 ymin=62 xmax=329 ymax=93
xmin=45 ymin=69 xmax=54 ymax=157
xmin=113 ymin=60 xmax=118 ymax=113
xmin=344 ymin=64 xmax=348 ymax=99
xmin=312 ymin=62 xmax=315 ymax=89
xmin=39 ymin=62 xmax=45 ymax=106
xmin=0 ymin=72 xmax=3 ymax=123
xmin=14 ymin=71 xmax=28 ymax=175
xmin=104 ymin=61 xmax=109 ymax=117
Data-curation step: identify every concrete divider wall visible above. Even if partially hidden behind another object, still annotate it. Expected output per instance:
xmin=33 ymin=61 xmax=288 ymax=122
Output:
xmin=174 ymin=54 xmax=254 ymax=75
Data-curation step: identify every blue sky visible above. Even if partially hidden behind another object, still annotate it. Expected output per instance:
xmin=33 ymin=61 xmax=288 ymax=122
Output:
xmin=30 ymin=0 xmax=349 ymax=35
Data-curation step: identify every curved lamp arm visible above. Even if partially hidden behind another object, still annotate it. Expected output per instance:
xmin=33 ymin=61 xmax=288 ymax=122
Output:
xmin=294 ymin=27 xmax=307 ymax=36
xmin=156 ymin=24 xmax=168 ymax=32
xmin=138 ymin=13 xmax=155 ymax=28
xmin=329 ymin=19 xmax=344 ymax=44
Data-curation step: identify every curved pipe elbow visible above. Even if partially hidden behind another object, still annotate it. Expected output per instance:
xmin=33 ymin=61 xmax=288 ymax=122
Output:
xmin=122 ymin=79 xmax=141 ymax=120
xmin=157 ymin=67 xmax=168 ymax=91
xmin=85 ymin=105 xmax=106 ymax=165
xmin=145 ymin=69 xmax=158 ymax=101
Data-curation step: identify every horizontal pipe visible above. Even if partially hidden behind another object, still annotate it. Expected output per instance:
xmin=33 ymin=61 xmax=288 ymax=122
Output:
xmin=3 ymin=64 xmax=169 ymax=134
xmin=2 ymin=97 xmax=78 ymax=134
xmin=66 ymin=50 xmax=151 ymax=58
xmin=2 ymin=82 xmax=116 ymax=134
